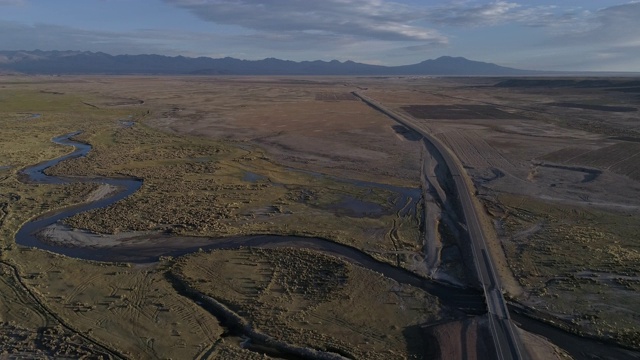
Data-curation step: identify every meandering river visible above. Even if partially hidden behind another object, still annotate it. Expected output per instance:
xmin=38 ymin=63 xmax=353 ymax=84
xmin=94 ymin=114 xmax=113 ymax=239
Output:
xmin=15 ymin=132 xmax=639 ymax=360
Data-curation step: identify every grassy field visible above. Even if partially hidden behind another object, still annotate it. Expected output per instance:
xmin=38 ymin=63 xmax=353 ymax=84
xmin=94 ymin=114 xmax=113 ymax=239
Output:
xmin=172 ymin=247 xmax=444 ymax=359
xmin=51 ymin=120 xmax=421 ymax=265
xmin=0 ymin=77 xmax=431 ymax=358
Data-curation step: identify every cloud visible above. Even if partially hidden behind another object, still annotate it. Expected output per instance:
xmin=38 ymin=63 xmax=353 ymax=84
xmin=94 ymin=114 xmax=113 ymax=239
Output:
xmin=163 ymin=0 xmax=597 ymax=46
xmin=540 ymin=3 xmax=640 ymax=52
xmin=556 ymin=2 xmax=640 ymax=70
xmin=3 ymin=1 xmax=638 ymax=70
xmin=165 ymin=0 xmax=447 ymax=44
xmin=498 ymin=2 xmax=640 ymax=71
xmin=426 ymin=1 xmax=524 ymax=26
xmin=422 ymin=1 xmax=589 ymax=28
xmin=580 ymin=2 xmax=640 ymax=46
xmin=0 ymin=20 xmax=414 ymax=64
xmin=0 ymin=21 xmax=215 ymax=55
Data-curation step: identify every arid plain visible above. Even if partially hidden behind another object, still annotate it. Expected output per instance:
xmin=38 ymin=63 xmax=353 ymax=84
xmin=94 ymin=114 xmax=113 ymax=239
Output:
xmin=1 ymin=75 xmax=639 ymax=359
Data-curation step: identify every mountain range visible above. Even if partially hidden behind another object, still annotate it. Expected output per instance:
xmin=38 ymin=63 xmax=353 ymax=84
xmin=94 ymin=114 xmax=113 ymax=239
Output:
xmin=0 ymin=50 xmax=535 ymax=76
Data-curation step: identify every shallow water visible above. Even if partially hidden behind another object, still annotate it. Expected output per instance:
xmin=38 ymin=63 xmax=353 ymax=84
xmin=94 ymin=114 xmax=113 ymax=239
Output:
xmin=242 ymin=171 xmax=266 ymax=183
xmin=17 ymin=132 xmax=143 ymax=257
xmin=284 ymin=166 xmax=421 ymax=217
xmin=328 ymin=195 xmax=386 ymax=218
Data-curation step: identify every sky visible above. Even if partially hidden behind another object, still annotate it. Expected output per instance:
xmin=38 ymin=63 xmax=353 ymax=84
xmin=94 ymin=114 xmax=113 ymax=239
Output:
xmin=1 ymin=0 xmax=639 ymax=71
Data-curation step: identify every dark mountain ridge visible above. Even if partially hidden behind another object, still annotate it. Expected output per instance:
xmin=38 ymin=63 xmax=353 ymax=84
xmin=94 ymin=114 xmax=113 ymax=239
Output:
xmin=0 ymin=50 xmax=535 ymax=75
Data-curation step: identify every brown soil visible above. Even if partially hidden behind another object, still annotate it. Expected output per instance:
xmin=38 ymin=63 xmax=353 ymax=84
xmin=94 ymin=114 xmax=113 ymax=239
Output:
xmin=364 ymin=77 xmax=640 ymax=350
xmin=403 ymin=105 xmax=517 ymax=120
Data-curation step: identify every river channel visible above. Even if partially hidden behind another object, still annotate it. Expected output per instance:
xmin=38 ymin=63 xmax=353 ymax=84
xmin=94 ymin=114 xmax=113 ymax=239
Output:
xmin=15 ymin=132 xmax=639 ymax=360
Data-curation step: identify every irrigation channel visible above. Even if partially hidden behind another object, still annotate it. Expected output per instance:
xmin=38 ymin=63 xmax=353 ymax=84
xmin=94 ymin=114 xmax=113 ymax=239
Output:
xmin=15 ymin=132 xmax=640 ymax=360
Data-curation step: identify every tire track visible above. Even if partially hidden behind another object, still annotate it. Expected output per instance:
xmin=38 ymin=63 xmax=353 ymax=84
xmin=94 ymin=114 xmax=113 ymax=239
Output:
xmin=0 ymin=264 xmax=49 ymax=328
xmin=0 ymin=260 xmax=126 ymax=359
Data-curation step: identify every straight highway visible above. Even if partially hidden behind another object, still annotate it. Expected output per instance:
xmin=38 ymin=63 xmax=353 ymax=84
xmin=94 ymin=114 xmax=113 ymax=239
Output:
xmin=353 ymin=91 xmax=527 ymax=360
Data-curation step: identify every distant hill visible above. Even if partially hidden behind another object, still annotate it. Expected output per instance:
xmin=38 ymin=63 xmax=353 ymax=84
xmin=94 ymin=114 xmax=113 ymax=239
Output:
xmin=0 ymin=50 xmax=535 ymax=76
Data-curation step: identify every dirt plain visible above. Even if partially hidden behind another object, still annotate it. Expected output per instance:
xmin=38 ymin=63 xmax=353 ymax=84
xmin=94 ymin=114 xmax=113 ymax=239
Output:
xmin=363 ymin=77 xmax=640 ymax=352
xmin=0 ymin=74 xmax=638 ymax=359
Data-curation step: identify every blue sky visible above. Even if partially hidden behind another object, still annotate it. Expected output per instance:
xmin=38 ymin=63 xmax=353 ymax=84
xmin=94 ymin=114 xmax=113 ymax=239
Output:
xmin=1 ymin=0 xmax=639 ymax=71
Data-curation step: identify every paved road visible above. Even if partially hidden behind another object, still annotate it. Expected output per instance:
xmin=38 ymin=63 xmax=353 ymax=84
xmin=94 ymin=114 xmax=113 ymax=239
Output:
xmin=354 ymin=92 xmax=527 ymax=360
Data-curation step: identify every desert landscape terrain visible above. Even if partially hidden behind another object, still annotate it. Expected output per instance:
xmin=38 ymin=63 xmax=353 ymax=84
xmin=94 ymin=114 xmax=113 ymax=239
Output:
xmin=1 ymin=74 xmax=639 ymax=359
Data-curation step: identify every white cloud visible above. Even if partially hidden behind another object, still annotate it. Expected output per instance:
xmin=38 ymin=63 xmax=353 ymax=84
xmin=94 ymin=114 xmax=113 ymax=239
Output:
xmin=582 ymin=2 xmax=640 ymax=45
xmin=430 ymin=0 xmax=523 ymax=26
xmin=164 ymin=0 xmax=447 ymax=43
xmin=557 ymin=2 xmax=640 ymax=70
xmin=0 ymin=20 xmax=421 ymax=63
xmin=423 ymin=1 xmax=588 ymax=28
xmin=0 ymin=21 xmax=217 ymax=55
xmin=540 ymin=3 xmax=640 ymax=54
xmin=2 ymin=1 xmax=639 ymax=71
